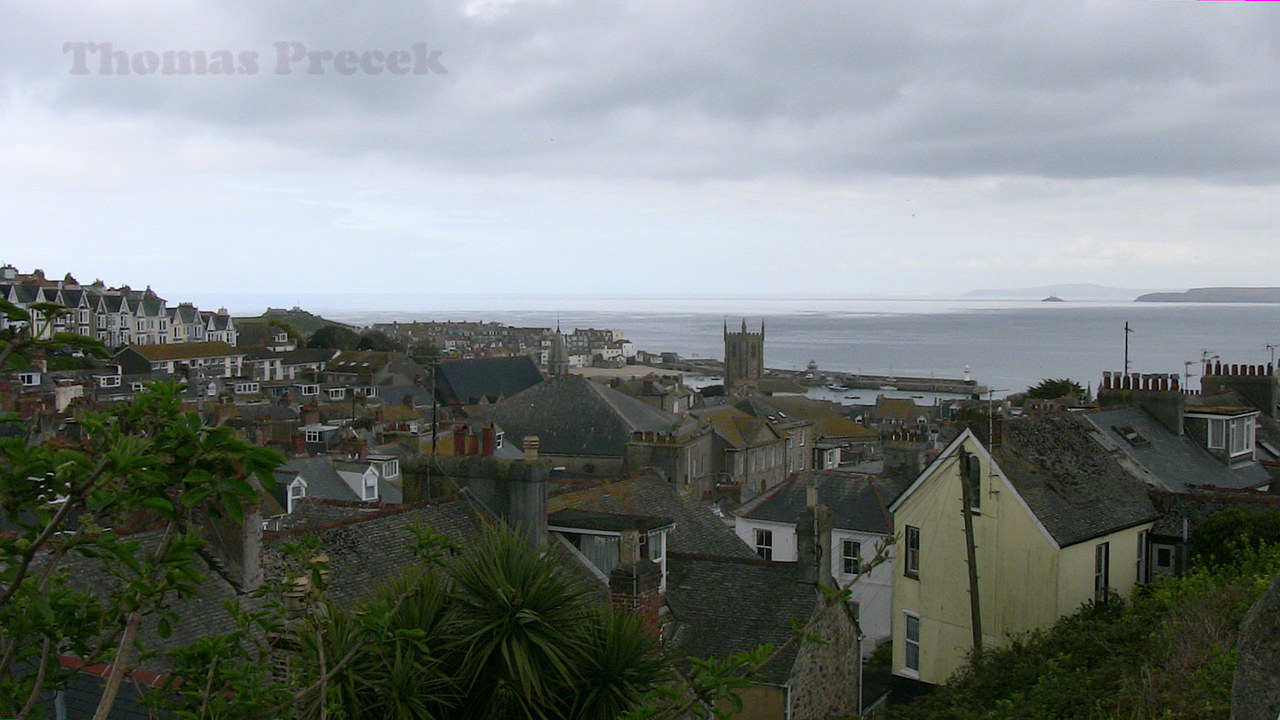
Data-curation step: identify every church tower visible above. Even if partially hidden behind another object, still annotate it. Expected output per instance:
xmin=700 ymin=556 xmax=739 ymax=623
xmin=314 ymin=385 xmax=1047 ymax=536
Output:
xmin=549 ymin=324 xmax=570 ymax=377
xmin=724 ymin=319 xmax=764 ymax=390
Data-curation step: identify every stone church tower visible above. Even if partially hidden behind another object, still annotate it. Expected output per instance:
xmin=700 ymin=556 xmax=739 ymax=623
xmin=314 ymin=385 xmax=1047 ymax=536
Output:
xmin=548 ymin=325 xmax=570 ymax=377
xmin=724 ymin=319 xmax=764 ymax=390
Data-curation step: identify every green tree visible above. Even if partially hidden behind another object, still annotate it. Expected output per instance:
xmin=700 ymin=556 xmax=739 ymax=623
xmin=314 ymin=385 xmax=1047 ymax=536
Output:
xmin=0 ymin=383 xmax=283 ymax=720
xmin=306 ymin=325 xmax=361 ymax=351
xmin=356 ymin=330 xmax=404 ymax=352
xmin=1026 ymin=378 xmax=1085 ymax=400
xmin=151 ymin=527 xmax=666 ymax=720
xmin=0 ymin=299 xmax=108 ymax=371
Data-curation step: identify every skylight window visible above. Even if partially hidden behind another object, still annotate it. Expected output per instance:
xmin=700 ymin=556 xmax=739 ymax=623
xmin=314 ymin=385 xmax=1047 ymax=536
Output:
xmin=1113 ymin=425 xmax=1149 ymax=447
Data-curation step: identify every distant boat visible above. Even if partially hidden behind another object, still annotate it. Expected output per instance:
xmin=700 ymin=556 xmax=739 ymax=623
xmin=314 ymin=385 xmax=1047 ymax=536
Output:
xmin=827 ymin=383 xmax=849 ymax=391
xmin=912 ymin=393 xmax=924 ymax=398
xmin=1041 ymin=295 xmax=1065 ymax=302
xmin=879 ymin=385 xmax=897 ymax=391
xmin=845 ymin=395 xmax=860 ymax=399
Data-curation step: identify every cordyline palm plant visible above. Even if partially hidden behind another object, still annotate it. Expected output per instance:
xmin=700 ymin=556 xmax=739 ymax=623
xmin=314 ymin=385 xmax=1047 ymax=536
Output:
xmin=289 ymin=527 xmax=666 ymax=720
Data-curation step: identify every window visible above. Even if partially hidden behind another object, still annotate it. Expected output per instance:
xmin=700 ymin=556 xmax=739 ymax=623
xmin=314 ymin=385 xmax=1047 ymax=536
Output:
xmin=363 ymin=472 xmax=377 ymax=501
xmin=288 ymin=480 xmax=305 ymax=512
xmin=904 ymin=526 xmax=920 ymax=578
xmin=755 ymin=529 xmax=773 ymax=560
xmin=842 ymin=538 xmax=862 ymax=575
xmin=382 ymin=459 xmax=399 ymax=479
xmin=904 ymin=613 xmax=921 ymax=674
xmin=1094 ymin=542 xmax=1111 ymax=603
xmin=300 ymin=384 xmax=319 ymax=396
xmin=648 ymin=531 xmax=665 ymax=563
xmin=1136 ymin=530 xmax=1148 ymax=585
xmin=18 ymin=372 xmax=39 ymax=386
xmin=98 ymin=375 xmax=120 ymax=388
xmin=327 ymin=387 xmax=346 ymax=400
xmin=305 ymin=430 xmax=320 ymax=443
xmin=1209 ymin=419 xmax=1226 ymax=449
xmin=1229 ymin=416 xmax=1254 ymax=456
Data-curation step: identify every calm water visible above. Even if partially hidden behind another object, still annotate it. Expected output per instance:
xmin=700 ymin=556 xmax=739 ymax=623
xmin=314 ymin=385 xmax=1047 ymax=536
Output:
xmin=203 ymin=293 xmax=1280 ymax=397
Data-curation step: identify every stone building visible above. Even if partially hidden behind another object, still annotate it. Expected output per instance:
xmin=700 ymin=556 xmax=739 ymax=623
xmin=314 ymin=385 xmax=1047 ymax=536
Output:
xmin=724 ymin=319 xmax=764 ymax=391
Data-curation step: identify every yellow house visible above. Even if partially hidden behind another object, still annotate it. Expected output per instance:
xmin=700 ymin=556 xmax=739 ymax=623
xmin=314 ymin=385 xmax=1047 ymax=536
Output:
xmin=889 ymin=415 xmax=1159 ymax=686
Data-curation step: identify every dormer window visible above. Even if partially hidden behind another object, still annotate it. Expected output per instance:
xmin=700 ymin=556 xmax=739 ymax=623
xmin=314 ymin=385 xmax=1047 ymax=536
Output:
xmin=327 ymin=387 xmax=346 ymax=401
xmin=363 ymin=471 xmax=378 ymax=501
xmin=288 ymin=479 xmax=306 ymax=513
xmin=18 ymin=372 xmax=40 ymax=387
xmin=300 ymin=384 xmax=319 ymax=396
xmin=1208 ymin=416 xmax=1256 ymax=457
xmin=97 ymin=375 xmax=120 ymax=388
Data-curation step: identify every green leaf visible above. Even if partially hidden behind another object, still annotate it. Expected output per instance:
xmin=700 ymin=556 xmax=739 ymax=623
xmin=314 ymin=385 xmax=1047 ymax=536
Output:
xmin=138 ymin=496 xmax=176 ymax=519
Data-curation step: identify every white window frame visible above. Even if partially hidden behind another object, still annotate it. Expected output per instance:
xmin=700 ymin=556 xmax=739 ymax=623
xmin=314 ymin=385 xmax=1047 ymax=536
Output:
xmin=305 ymin=430 xmax=321 ymax=443
xmin=903 ymin=612 xmax=921 ymax=676
xmin=362 ymin=471 xmax=378 ymax=501
xmin=1208 ymin=418 xmax=1226 ymax=449
xmin=18 ymin=372 xmax=40 ymax=387
xmin=1094 ymin=541 xmax=1111 ymax=604
xmin=288 ymin=480 xmax=306 ymax=513
xmin=842 ymin=538 xmax=862 ymax=576
xmin=754 ymin=528 xmax=773 ymax=560
xmin=904 ymin=525 xmax=920 ymax=579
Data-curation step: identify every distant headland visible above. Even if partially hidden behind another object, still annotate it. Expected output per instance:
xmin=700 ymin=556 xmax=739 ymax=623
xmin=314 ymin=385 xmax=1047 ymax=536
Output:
xmin=1135 ymin=287 xmax=1280 ymax=304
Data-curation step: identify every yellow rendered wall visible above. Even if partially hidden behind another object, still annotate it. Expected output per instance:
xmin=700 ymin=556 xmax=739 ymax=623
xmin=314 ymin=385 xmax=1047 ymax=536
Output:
xmin=892 ymin=435 xmax=1061 ymax=685
xmin=1056 ymin=524 xmax=1151 ymax=616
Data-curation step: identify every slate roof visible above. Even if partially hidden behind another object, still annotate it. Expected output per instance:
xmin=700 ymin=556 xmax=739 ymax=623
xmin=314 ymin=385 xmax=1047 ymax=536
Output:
xmin=548 ymin=508 xmax=674 ymax=533
xmin=665 ymin=555 xmax=817 ymax=685
xmin=690 ymin=406 xmax=782 ymax=449
xmin=377 ymin=384 xmax=435 ymax=408
xmin=753 ymin=395 xmax=878 ymax=439
xmin=282 ymin=456 xmax=403 ymax=504
xmin=119 ymin=341 xmax=241 ymax=361
xmin=263 ymin=497 xmax=490 ymax=606
xmin=547 ymin=473 xmax=754 ymax=557
xmin=281 ymin=348 xmax=338 ymax=365
xmin=485 ymin=376 xmax=679 ymax=458
xmin=994 ymin=415 xmax=1159 ymax=547
xmin=736 ymin=471 xmax=909 ymax=535
xmin=436 ymin=356 xmax=545 ymax=405
xmin=1081 ymin=407 xmax=1271 ymax=491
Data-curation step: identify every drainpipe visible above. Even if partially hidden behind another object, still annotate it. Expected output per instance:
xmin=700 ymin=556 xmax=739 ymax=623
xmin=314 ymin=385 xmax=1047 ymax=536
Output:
xmin=785 ymin=682 xmax=793 ymax=720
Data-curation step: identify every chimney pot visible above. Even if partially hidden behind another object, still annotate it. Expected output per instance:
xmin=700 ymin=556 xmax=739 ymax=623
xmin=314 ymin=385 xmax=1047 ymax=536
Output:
xmin=523 ymin=436 xmax=540 ymax=461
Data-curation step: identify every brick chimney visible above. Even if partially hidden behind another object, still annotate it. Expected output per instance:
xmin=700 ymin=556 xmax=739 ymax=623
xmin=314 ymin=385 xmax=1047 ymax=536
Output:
xmin=609 ymin=560 xmax=663 ymax=637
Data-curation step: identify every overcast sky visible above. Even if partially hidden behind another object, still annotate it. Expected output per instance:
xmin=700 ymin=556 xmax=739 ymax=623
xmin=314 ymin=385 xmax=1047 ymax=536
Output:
xmin=2 ymin=0 xmax=1278 ymax=300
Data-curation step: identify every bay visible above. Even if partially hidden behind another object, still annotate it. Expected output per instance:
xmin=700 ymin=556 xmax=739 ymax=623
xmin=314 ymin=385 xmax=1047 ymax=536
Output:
xmin=202 ymin=293 xmax=1280 ymax=397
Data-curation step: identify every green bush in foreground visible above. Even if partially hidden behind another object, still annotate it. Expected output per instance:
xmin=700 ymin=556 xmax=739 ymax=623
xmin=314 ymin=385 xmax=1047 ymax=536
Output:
xmin=889 ymin=543 xmax=1280 ymax=720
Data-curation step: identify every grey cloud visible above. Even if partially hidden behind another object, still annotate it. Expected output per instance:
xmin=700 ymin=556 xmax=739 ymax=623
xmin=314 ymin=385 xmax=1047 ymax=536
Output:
xmin=5 ymin=0 xmax=1279 ymax=183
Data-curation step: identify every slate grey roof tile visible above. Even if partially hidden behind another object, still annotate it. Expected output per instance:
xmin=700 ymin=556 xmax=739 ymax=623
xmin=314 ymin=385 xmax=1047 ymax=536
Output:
xmin=996 ymin=415 xmax=1158 ymax=547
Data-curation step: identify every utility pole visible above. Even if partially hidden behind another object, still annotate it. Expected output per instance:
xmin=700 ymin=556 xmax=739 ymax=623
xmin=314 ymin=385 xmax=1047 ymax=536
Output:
xmin=428 ymin=362 xmax=438 ymax=501
xmin=1123 ymin=322 xmax=1134 ymax=375
xmin=958 ymin=449 xmax=983 ymax=653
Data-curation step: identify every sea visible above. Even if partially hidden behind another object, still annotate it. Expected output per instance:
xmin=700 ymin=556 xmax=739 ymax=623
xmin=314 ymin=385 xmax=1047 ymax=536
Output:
xmin=197 ymin=293 xmax=1280 ymax=400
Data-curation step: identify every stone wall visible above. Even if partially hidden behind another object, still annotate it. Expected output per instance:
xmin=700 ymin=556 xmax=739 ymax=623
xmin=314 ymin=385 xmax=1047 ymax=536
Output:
xmin=787 ymin=595 xmax=861 ymax=720
xmin=1231 ymin=571 xmax=1280 ymax=720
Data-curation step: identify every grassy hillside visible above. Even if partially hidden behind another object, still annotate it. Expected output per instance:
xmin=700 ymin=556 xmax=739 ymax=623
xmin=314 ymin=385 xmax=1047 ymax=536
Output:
xmin=234 ymin=307 xmax=357 ymax=336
